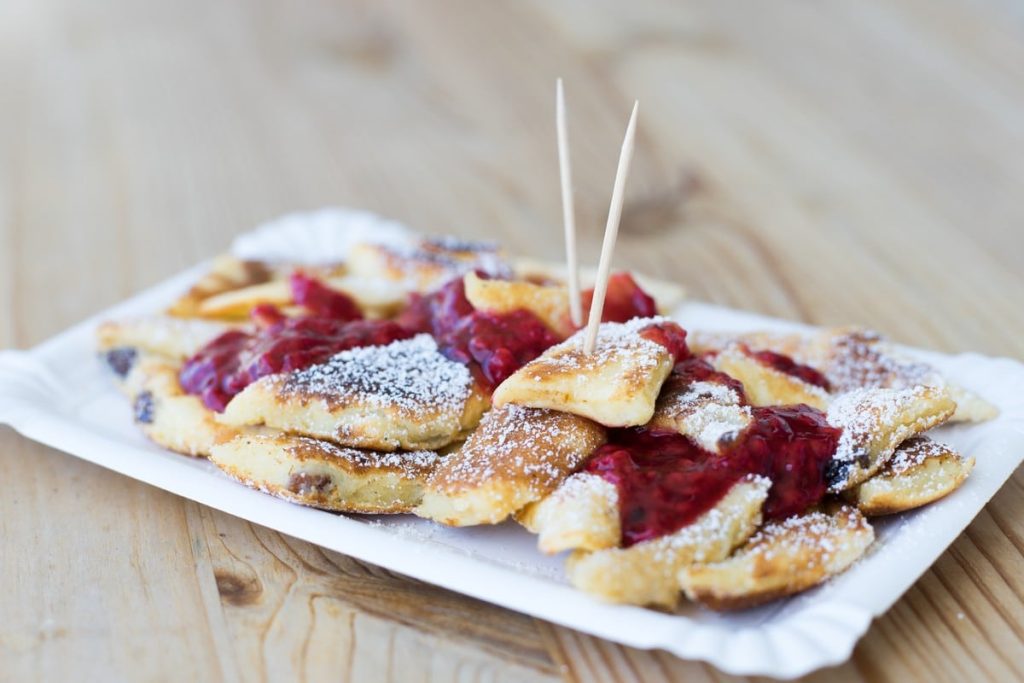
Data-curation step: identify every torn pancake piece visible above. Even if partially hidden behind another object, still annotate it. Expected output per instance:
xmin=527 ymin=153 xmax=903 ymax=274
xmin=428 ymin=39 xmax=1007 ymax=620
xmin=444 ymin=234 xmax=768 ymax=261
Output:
xmin=711 ymin=343 xmax=829 ymax=410
xmin=491 ymin=319 xmax=682 ymax=427
xmin=516 ymin=473 xmax=621 ymax=554
xmin=679 ymin=506 xmax=874 ymax=610
xmin=826 ymin=385 xmax=956 ymax=492
xmin=210 ymin=432 xmax=438 ymax=512
xmin=565 ymin=476 xmax=770 ymax=608
xmin=463 ymin=271 xmax=574 ymax=337
xmin=220 ymin=335 xmax=487 ymax=451
xmin=97 ymin=316 xmax=231 ymax=363
xmin=415 ymin=405 xmax=606 ymax=526
xmin=689 ymin=327 xmax=997 ymax=423
xmin=846 ymin=436 xmax=974 ymax=515
xmin=347 ymin=236 xmax=511 ymax=292
xmin=648 ymin=357 xmax=752 ymax=453
xmin=123 ymin=354 xmax=238 ymax=457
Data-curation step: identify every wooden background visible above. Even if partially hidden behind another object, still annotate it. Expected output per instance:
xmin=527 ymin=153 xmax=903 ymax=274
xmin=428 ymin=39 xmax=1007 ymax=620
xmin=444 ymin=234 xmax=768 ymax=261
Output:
xmin=3 ymin=1 xmax=1023 ymax=680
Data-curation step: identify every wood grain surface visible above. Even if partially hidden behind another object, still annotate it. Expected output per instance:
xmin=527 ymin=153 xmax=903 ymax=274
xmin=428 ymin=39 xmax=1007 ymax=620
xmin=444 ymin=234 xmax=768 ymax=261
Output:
xmin=2 ymin=1 xmax=1023 ymax=681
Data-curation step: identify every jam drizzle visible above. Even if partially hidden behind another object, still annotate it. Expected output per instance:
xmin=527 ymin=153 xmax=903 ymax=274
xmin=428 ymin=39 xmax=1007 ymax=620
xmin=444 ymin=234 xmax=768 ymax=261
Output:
xmin=180 ymin=275 xmax=411 ymax=411
xmin=397 ymin=276 xmax=561 ymax=391
xmin=586 ymin=404 xmax=840 ymax=547
xmin=180 ymin=319 xmax=414 ymax=411
xmin=744 ymin=345 xmax=831 ymax=391
xmin=586 ymin=340 xmax=841 ymax=546
xmin=579 ymin=272 xmax=658 ymax=326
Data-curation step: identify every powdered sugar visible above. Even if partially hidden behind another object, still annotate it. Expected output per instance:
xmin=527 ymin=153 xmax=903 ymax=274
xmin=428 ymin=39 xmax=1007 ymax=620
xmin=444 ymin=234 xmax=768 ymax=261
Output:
xmin=657 ymin=380 xmax=752 ymax=453
xmin=429 ymin=404 xmax=603 ymax=494
xmin=824 ymin=331 xmax=943 ymax=394
xmin=886 ymin=436 xmax=950 ymax=475
xmin=827 ymin=386 xmax=933 ymax=464
xmin=536 ymin=318 xmax=670 ymax=376
xmin=282 ymin=334 xmax=473 ymax=416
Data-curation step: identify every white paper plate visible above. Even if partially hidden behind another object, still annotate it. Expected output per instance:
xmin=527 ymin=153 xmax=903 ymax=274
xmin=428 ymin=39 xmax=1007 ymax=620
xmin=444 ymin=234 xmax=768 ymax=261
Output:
xmin=2 ymin=211 xmax=1023 ymax=679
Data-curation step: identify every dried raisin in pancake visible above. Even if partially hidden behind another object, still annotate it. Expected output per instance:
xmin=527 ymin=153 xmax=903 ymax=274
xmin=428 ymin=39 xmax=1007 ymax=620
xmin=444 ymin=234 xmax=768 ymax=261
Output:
xmin=415 ymin=405 xmax=606 ymax=526
xmin=210 ymin=432 xmax=439 ymax=513
xmin=492 ymin=319 xmax=676 ymax=427
xmin=689 ymin=327 xmax=997 ymax=423
xmin=845 ymin=436 xmax=974 ymax=515
xmin=347 ymin=236 xmax=511 ymax=292
xmin=220 ymin=335 xmax=487 ymax=451
xmin=679 ymin=506 xmax=874 ymax=610
xmin=116 ymin=353 xmax=238 ymax=457
xmin=564 ymin=477 xmax=770 ymax=608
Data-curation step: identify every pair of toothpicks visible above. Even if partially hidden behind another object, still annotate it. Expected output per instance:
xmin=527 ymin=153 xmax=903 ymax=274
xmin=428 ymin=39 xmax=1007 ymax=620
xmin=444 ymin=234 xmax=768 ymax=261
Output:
xmin=556 ymin=78 xmax=639 ymax=355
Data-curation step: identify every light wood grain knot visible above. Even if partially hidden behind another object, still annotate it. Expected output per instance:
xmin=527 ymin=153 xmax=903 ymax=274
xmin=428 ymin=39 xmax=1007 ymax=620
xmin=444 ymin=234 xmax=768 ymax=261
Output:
xmin=214 ymin=569 xmax=263 ymax=606
xmin=620 ymin=168 xmax=704 ymax=236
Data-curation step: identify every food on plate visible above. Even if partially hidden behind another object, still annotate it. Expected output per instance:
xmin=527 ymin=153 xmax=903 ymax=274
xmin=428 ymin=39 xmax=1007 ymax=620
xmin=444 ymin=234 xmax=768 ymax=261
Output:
xmin=415 ymin=404 xmax=606 ymax=526
xmin=210 ymin=431 xmax=438 ymax=513
xmin=97 ymin=224 xmax=995 ymax=610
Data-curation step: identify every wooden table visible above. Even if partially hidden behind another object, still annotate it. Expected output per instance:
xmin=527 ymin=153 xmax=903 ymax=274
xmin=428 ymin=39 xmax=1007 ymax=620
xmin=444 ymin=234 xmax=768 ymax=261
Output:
xmin=3 ymin=1 xmax=1023 ymax=680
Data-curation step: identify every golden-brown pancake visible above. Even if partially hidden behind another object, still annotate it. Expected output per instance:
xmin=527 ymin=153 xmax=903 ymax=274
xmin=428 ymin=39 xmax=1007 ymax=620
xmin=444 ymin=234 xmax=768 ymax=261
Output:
xmin=210 ymin=431 xmax=439 ymax=513
xmin=492 ymin=319 xmax=676 ymax=427
xmin=415 ymin=405 xmax=606 ymax=526
xmin=565 ymin=477 xmax=770 ymax=608
xmin=846 ymin=436 xmax=974 ymax=515
xmin=220 ymin=335 xmax=487 ymax=451
xmin=679 ymin=505 xmax=874 ymax=610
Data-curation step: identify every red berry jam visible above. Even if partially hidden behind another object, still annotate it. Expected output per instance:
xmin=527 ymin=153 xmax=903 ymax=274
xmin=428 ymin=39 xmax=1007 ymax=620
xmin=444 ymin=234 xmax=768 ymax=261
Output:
xmin=396 ymin=276 xmax=562 ymax=391
xmin=731 ymin=405 xmax=841 ymax=520
xmin=180 ymin=318 xmax=413 ymax=411
xmin=671 ymin=355 xmax=746 ymax=398
xmin=637 ymin=322 xmax=690 ymax=363
xmin=745 ymin=346 xmax=831 ymax=391
xmin=289 ymin=272 xmax=362 ymax=321
xmin=580 ymin=272 xmax=657 ymax=325
xmin=585 ymin=430 xmax=739 ymax=547
xmin=586 ymin=405 xmax=841 ymax=547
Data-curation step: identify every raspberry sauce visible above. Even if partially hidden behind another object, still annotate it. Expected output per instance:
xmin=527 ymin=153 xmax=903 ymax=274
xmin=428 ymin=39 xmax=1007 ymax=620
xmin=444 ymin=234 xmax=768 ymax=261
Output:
xmin=584 ymin=430 xmax=739 ymax=547
xmin=670 ymin=355 xmax=745 ymax=397
xmin=396 ymin=276 xmax=561 ymax=391
xmin=180 ymin=319 xmax=414 ymax=411
xmin=745 ymin=346 xmax=831 ymax=391
xmin=637 ymin=322 xmax=690 ymax=363
xmin=585 ymin=404 xmax=841 ymax=547
xmin=289 ymin=272 xmax=363 ymax=321
xmin=180 ymin=274 xmax=408 ymax=411
xmin=580 ymin=272 xmax=657 ymax=325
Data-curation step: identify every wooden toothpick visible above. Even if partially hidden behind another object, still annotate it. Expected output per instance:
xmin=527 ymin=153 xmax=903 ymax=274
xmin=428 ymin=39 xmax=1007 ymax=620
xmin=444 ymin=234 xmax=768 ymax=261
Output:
xmin=583 ymin=100 xmax=639 ymax=355
xmin=556 ymin=78 xmax=583 ymax=328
